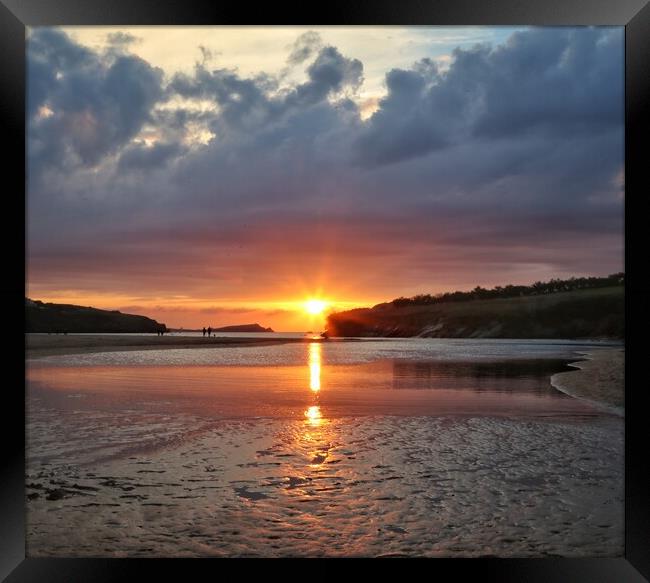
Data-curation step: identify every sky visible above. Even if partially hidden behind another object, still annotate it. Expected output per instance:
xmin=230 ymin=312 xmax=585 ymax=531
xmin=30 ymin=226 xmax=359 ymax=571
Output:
xmin=26 ymin=26 xmax=624 ymax=331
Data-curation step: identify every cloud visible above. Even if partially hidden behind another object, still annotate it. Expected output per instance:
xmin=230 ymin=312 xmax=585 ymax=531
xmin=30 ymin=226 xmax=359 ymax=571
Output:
xmin=106 ymin=31 xmax=140 ymax=47
xmin=28 ymin=28 xmax=164 ymax=178
xmin=118 ymin=142 xmax=185 ymax=172
xmin=199 ymin=306 xmax=258 ymax=314
xmin=354 ymin=28 xmax=623 ymax=168
xmin=26 ymin=27 xmax=624 ymax=309
xmin=27 ymin=28 xmax=96 ymax=118
xmin=470 ymin=28 xmax=623 ymax=138
xmin=292 ymin=45 xmax=363 ymax=104
xmin=286 ymin=31 xmax=323 ymax=66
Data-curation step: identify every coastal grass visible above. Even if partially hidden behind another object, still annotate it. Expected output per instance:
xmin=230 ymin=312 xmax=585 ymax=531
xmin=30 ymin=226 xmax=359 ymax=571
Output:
xmin=327 ymin=286 xmax=624 ymax=339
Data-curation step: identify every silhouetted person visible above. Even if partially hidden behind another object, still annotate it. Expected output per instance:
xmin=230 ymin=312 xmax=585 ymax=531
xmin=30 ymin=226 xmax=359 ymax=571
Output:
xmin=202 ymin=327 xmax=206 ymax=337
xmin=207 ymin=326 xmax=212 ymax=337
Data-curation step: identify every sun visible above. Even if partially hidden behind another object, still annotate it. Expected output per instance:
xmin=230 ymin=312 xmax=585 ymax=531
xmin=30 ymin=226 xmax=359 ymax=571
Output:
xmin=304 ymin=299 xmax=327 ymax=315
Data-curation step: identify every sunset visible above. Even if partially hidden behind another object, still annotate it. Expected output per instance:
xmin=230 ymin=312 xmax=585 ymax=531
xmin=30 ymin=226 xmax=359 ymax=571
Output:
xmin=25 ymin=25 xmax=625 ymax=559
xmin=26 ymin=26 xmax=623 ymax=332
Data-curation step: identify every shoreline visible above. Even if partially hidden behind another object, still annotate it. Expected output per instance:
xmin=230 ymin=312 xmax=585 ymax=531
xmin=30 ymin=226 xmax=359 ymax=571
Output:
xmin=27 ymin=335 xmax=626 ymax=417
xmin=26 ymin=333 xmax=621 ymax=359
xmin=550 ymin=349 xmax=624 ymax=416
xmin=25 ymin=333 xmax=338 ymax=358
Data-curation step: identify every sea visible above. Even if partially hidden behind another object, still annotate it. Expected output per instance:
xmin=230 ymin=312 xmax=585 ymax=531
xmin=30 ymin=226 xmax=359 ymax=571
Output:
xmin=25 ymin=336 xmax=624 ymax=557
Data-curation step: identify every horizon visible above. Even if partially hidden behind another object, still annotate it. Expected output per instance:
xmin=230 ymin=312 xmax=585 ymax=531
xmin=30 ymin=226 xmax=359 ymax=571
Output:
xmin=26 ymin=26 xmax=624 ymax=330
xmin=26 ymin=271 xmax=624 ymax=331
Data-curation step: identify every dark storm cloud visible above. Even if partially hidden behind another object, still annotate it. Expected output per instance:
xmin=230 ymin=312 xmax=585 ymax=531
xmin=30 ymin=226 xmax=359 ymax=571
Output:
xmin=354 ymin=27 xmax=623 ymax=167
xmin=27 ymin=28 xmax=96 ymax=118
xmin=27 ymin=27 xmax=624 ymax=300
xmin=287 ymin=46 xmax=363 ymax=107
xmin=354 ymin=64 xmax=450 ymax=167
xmin=28 ymin=28 xmax=164 ymax=176
xmin=470 ymin=28 xmax=623 ymax=137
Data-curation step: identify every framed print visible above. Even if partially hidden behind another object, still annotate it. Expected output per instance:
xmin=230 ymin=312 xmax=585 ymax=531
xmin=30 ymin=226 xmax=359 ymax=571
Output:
xmin=2 ymin=0 xmax=650 ymax=580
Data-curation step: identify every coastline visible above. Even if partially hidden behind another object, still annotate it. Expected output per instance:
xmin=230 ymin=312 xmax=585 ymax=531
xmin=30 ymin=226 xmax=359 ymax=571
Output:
xmin=27 ymin=335 xmax=626 ymax=417
xmin=550 ymin=348 xmax=624 ymax=416
xmin=25 ymin=333 xmax=325 ymax=358
xmin=26 ymin=336 xmax=624 ymax=556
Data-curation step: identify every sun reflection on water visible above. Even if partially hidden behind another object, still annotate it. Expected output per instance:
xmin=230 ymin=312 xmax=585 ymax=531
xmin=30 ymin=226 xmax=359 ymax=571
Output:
xmin=305 ymin=342 xmax=324 ymax=427
xmin=309 ymin=342 xmax=321 ymax=393
xmin=304 ymin=404 xmax=322 ymax=426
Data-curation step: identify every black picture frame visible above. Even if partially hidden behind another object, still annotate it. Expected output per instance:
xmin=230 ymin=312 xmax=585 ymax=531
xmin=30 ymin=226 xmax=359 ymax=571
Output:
xmin=3 ymin=0 xmax=649 ymax=579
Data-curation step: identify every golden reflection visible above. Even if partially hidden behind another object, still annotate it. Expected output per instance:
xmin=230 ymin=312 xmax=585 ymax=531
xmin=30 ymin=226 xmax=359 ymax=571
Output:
xmin=304 ymin=342 xmax=324 ymax=428
xmin=304 ymin=405 xmax=322 ymax=426
xmin=309 ymin=342 xmax=321 ymax=393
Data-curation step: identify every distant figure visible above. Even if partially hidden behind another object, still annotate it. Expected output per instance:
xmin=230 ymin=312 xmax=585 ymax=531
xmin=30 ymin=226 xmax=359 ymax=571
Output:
xmin=207 ymin=326 xmax=212 ymax=338
xmin=202 ymin=327 xmax=207 ymax=337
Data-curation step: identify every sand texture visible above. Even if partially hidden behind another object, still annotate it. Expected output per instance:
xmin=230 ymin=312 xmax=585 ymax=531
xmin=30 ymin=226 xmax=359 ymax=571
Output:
xmin=26 ymin=413 xmax=623 ymax=558
xmin=26 ymin=339 xmax=624 ymax=557
xmin=26 ymin=334 xmax=313 ymax=357
xmin=551 ymin=349 xmax=624 ymax=414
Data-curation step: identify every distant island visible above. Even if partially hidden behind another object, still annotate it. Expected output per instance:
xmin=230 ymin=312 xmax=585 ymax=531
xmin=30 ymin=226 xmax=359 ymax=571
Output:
xmin=26 ymin=298 xmax=167 ymax=334
xmin=326 ymin=274 xmax=624 ymax=339
xmin=212 ymin=323 xmax=274 ymax=333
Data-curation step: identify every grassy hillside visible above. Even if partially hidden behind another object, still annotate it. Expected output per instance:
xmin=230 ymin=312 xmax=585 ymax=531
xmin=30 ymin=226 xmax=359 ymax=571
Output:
xmin=26 ymin=299 xmax=167 ymax=334
xmin=326 ymin=287 xmax=624 ymax=339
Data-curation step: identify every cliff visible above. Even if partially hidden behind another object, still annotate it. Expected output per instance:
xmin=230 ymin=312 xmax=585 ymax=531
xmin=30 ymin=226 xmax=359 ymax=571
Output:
xmin=326 ymin=287 xmax=623 ymax=339
xmin=25 ymin=298 xmax=167 ymax=334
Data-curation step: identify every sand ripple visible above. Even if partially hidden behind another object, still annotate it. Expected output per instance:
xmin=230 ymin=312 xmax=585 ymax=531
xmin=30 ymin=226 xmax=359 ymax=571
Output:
xmin=26 ymin=414 xmax=623 ymax=557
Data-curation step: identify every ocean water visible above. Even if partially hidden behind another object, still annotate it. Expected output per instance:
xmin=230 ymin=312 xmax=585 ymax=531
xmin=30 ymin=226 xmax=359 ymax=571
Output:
xmin=28 ymin=336 xmax=619 ymax=367
xmin=25 ymin=338 xmax=624 ymax=557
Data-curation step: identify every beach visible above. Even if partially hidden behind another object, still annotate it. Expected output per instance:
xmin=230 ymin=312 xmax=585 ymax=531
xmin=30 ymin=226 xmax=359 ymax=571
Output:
xmin=26 ymin=414 xmax=622 ymax=557
xmin=26 ymin=333 xmax=313 ymax=358
xmin=551 ymin=349 xmax=624 ymax=414
xmin=25 ymin=336 xmax=624 ymax=557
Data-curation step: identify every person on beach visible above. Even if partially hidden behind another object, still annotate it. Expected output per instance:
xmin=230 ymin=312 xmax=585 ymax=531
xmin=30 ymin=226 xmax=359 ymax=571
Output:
xmin=202 ymin=327 xmax=206 ymax=337
xmin=207 ymin=326 xmax=212 ymax=337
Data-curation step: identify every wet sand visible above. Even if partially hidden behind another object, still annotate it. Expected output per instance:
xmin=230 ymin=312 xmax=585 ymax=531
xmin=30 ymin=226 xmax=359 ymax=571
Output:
xmin=25 ymin=340 xmax=624 ymax=557
xmin=551 ymin=349 xmax=624 ymax=414
xmin=26 ymin=414 xmax=623 ymax=557
xmin=26 ymin=333 xmax=319 ymax=358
